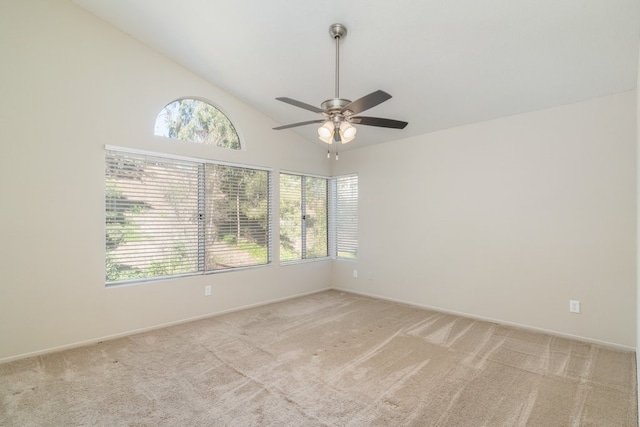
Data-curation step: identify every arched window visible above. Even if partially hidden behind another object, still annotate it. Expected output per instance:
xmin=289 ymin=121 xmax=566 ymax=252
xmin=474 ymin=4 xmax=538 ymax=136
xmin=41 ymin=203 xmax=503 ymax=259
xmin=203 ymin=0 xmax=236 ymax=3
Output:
xmin=154 ymin=98 xmax=241 ymax=149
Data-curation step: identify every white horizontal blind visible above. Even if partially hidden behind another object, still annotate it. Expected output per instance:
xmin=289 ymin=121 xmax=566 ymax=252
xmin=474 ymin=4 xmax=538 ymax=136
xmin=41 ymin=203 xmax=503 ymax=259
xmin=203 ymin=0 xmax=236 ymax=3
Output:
xmin=204 ymin=164 xmax=270 ymax=270
xmin=105 ymin=150 xmax=270 ymax=284
xmin=335 ymin=174 xmax=358 ymax=259
xmin=304 ymin=176 xmax=328 ymax=259
xmin=279 ymin=174 xmax=302 ymax=261
xmin=279 ymin=173 xmax=328 ymax=262
xmin=105 ymin=151 xmax=200 ymax=282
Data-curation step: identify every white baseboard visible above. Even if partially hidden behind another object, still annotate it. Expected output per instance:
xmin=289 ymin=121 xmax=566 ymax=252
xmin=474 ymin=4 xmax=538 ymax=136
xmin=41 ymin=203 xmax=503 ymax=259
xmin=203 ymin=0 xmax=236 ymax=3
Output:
xmin=0 ymin=287 xmax=330 ymax=365
xmin=332 ymin=286 xmax=636 ymax=352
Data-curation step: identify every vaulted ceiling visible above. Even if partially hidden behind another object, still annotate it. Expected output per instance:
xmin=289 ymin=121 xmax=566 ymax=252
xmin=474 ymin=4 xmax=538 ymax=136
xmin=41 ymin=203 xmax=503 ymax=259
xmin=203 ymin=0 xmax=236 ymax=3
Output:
xmin=74 ymin=0 xmax=640 ymax=150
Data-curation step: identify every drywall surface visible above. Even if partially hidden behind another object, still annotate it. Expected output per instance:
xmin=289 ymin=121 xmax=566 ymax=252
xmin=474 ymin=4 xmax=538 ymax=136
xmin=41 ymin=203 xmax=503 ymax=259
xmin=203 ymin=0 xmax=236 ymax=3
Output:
xmin=0 ymin=0 xmax=331 ymax=361
xmin=636 ymin=42 xmax=640 ymax=411
xmin=332 ymin=92 xmax=637 ymax=347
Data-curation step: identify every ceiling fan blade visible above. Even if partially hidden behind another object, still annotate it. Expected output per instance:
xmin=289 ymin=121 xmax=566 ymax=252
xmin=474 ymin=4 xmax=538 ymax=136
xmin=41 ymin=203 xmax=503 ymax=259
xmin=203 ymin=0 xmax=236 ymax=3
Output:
xmin=342 ymin=90 xmax=392 ymax=115
xmin=273 ymin=119 xmax=325 ymax=130
xmin=351 ymin=116 xmax=408 ymax=129
xmin=276 ymin=97 xmax=324 ymax=113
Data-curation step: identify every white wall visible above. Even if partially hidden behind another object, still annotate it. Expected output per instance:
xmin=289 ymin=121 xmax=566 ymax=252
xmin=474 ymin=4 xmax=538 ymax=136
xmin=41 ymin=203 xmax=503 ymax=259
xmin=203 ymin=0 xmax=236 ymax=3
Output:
xmin=636 ymin=39 xmax=640 ymax=413
xmin=1 ymin=0 xmax=636 ymax=363
xmin=0 ymin=0 xmax=331 ymax=362
xmin=333 ymin=92 xmax=637 ymax=348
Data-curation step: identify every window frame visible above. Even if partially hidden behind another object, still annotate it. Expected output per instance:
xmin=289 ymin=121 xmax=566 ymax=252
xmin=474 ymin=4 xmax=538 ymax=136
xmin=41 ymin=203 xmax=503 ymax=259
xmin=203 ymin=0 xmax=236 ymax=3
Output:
xmin=279 ymin=171 xmax=330 ymax=264
xmin=154 ymin=98 xmax=242 ymax=150
xmin=104 ymin=145 xmax=272 ymax=286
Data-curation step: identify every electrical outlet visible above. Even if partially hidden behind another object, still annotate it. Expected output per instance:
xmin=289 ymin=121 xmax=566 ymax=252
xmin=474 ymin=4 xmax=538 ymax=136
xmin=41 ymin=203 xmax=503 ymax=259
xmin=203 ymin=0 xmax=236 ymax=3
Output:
xmin=353 ymin=270 xmax=358 ymax=278
xmin=205 ymin=285 xmax=212 ymax=296
xmin=569 ymin=300 xmax=580 ymax=313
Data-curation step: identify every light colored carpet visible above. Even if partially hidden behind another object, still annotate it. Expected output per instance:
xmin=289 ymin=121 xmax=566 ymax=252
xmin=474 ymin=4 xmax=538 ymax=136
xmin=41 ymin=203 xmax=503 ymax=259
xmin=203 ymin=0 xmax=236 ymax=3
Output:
xmin=0 ymin=290 xmax=637 ymax=426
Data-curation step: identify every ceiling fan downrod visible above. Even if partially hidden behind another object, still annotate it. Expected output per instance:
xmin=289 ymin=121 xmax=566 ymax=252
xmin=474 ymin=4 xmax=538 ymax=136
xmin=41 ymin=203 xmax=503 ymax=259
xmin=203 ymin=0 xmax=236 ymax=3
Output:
xmin=329 ymin=23 xmax=347 ymax=100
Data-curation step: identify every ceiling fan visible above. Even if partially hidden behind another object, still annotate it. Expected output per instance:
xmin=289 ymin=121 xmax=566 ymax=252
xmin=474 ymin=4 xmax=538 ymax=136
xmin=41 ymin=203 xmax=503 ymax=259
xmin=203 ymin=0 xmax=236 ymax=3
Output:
xmin=273 ymin=23 xmax=408 ymax=147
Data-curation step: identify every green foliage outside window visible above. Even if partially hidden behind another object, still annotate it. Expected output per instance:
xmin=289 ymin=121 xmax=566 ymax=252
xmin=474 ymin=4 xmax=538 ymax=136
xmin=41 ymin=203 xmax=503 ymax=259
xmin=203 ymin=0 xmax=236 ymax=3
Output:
xmin=154 ymin=98 xmax=241 ymax=149
xmin=105 ymin=151 xmax=269 ymax=284
xmin=279 ymin=173 xmax=328 ymax=261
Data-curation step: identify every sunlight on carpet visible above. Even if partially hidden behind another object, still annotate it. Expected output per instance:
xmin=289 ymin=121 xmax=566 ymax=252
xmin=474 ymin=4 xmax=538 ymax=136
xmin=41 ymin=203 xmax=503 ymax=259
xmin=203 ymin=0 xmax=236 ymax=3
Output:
xmin=0 ymin=290 xmax=637 ymax=426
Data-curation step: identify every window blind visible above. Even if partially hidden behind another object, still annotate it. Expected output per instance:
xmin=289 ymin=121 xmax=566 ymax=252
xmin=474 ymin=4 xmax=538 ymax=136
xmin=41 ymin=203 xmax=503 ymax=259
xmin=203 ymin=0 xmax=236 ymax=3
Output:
xmin=204 ymin=164 xmax=270 ymax=270
xmin=105 ymin=150 xmax=270 ymax=284
xmin=334 ymin=174 xmax=358 ymax=259
xmin=279 ymin=173 xmax=302 ymax=261
xmin=304 ymin=176 xmax=328 ymax=259
xmin=279 ymin=173 xmax=328 ymax=262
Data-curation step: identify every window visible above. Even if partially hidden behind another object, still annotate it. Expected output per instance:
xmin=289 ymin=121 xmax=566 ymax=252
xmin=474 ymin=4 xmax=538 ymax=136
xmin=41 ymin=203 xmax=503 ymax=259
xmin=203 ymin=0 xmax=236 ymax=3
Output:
xmin=279 ymin=173 xmax=328 ymax=262
xmin=332 ymin=174 xmax=358 ymax=259
xmin=154 ymin=98 xmax=241 ymax=149
xmin=105 ymin=149 xmax=270 ymax=284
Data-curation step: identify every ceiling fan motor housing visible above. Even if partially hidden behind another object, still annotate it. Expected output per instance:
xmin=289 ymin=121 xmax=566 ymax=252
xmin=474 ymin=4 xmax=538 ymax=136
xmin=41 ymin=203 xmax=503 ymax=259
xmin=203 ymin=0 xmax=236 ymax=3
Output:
xmin=321 ymin=98 xmax=354 ymax=122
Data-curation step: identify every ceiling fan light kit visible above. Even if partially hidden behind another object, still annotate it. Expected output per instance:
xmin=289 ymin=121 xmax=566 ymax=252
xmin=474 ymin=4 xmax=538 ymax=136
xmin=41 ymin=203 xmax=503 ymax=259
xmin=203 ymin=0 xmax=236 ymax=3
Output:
xmin=273 ymin=23 xmax=408 ymax=153
xmin=318 ymin=121 xmax=335 ymax=143
xmin=340 ymin=121 xmax=357 ymax=142
xmin=318 ymin=121 xmax=357 ymax=144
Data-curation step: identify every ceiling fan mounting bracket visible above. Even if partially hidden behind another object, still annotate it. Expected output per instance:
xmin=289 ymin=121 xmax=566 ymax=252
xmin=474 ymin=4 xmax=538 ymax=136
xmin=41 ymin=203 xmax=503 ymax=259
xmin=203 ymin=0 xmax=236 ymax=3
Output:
xmin=329 ymin=23 xmax=347 ymax=40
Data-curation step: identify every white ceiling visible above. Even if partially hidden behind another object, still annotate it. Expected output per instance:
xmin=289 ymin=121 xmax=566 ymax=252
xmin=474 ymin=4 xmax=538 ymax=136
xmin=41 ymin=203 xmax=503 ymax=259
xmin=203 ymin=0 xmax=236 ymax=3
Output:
xmin=74 ymin=0 xmax=640 ymax=151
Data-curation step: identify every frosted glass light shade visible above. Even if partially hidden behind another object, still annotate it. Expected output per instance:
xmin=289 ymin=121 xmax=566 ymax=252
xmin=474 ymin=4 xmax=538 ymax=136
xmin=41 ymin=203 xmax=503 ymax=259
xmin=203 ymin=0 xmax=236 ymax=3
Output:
xmin=318 ymin=121 xmax=335 ymax=144
xmin=340 ymin=122 xmax=357 ymax=143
